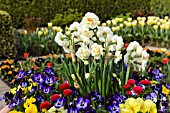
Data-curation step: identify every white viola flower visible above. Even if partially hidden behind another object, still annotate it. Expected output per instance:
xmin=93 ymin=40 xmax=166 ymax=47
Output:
xmin=91 ymin=43 xmax=103 ymax=59
xmin=97 ymin=27 xmax=113 ymax=42
xmin=114 ymin=51 xmax=122 ymax=64
xmin=75 ymin=46 xmax=90 ymax=60
xmin=55 ymin=32 xmax=69 ymax=47
xmin=81 ymin=12 xmax=99 ymax=29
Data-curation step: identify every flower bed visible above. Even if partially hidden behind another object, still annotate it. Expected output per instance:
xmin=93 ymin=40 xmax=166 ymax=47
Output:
xmin=0 ymin=12 xmax=170 ymax=113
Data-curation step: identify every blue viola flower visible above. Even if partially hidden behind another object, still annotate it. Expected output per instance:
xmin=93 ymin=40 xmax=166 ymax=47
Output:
xmin=106 ymin=102 xmax=120 ymax=113
xmin=159 ymin=93 xmax=168 ymax=102
xmin=32 ymin=72 xmax=45 ymax=83
xmin=152 ymin=70 xmax=164 ymax=82
xmin=151 ymin=84 xmax=162 ymax=94
xmin=44 ymin=68 xmax=55 ymax=76
xmin=27 ymin=68 xmax=33 ymax=74
xmin=145 ymin=92 xmax=157 ymax=103
xmin=8 ymin=97 xmax=21 ymax=108
xmin=45 ymin=75 xmax=55 ymax=84
xmin=20 ymin=80 xmax=29 ymax=88
xmin=54 ymin=97 xmax=67 ymax=108
xmin=109 ymin=93 xmax=126 ymax=104
xmin=68 ymin=103 xmax=79 ymax=113
xmin=42 ymin=84 xmax=52 ymax=94
xmin=29 ymin=86 xmax=37 ymax=93
xmin=76 ymin=97 xmax=90 ymax=110
xmin=85 ymin=107 xmax=96 ymax=113
xmin=36 ymin=94 xmax=44 ymax=102
xmin=16 ymin=70 xmax=27 ymax=80
xmin=90 ymin=90 xmax=103 ymax=102
xmin=158 ymin=102 xmax=169 ymax=113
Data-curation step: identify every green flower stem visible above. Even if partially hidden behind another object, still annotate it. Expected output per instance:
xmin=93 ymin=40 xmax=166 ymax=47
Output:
xmin=125 ymin=64 xmax=132 ymax=84
xmin=167 ymin=64 xmax=170 ymax=81
xmin=120 ymin=56 xmax=125 ymax=95
xmin=102 ymin=64 xmax=106 ymax=100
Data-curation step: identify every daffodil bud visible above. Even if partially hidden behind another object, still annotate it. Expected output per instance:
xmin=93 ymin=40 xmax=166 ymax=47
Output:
xmin=52 ymin=26 xmax=58 ymax=31
xmin=66 ymin=31 xmax=71 ymax=36
xmin=97 ymin=21 xmax=101 ymax=25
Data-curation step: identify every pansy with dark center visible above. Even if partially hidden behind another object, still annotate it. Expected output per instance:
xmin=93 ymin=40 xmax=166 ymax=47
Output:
xmin=151 ymin=84 xmax=162 ymax=94
xmin=109 ymin=93 xmax=126 ymax=104
xmin=54 ymin=97 xmax=67 ymax=108
xmin=85 ymin=107 xmax=96 ymax=113
xmin=106 ymin=102 xmax=120 ymax=113
xmin=76 ymin=97 xmax=90 ymax=110
xmin=68 ymin=103 xmax=79 ymax=113
xmin=45 ymin=75 xmax=55 ymax=84
xmin=145 ymin=92 xmax=157 ymax=103
xmin=158 ymin=101 xmax=169 ymax=113
xmin=159 ymin=93 xmax=168 ymax=102
xmin=44 ymin=68 xmax=55 ymax=76
xmin=29 ymin=86 xmax=37 ymax=93
xmin=41 ymin=84 xmax=52 ymax=94
xmin=89 ymin=90 xmax=103 ymax=102
xmin=32 ymin=72 xmax=45 ymax=83
xmin=16 ymin=70 xmax=27 ymax=80
xmin=20 ymin=79 xmax=29 ymax=88
xmin=152 ymin=70 xmax=164 ymax=82
xmin=36 ymin=93 xmax=44 ymax=102
xmin=8 ymin=97 xmax=22 ymax=108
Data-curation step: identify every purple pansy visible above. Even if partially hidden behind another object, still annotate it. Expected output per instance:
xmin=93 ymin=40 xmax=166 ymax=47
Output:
xmin=42 ymin=84 xmax=52 ymax=94
xmin=8 ymin=97 xmax=21 ymax=108
xmin=54 ymin=97 xmax=67 ymax=108
xmin=32 ymin=72 xmax=45 ymax=83
xmin=16 ymin=70 xmax=27 ymax=80
xmin=44 ymin=68 xmax=55 ymax=76
xmin=106 ymin=102 xmax=120 ymax=113
xmin=20 ymin=80 xmax=29 ymax=88
xmin=152 ymin=70 xmax=164 ymax=82
xmin=45 ymin=75 xmax=55 ymax=84
xmin=76 ymin=97 xmax=90 ymax=110
xmin=145 ymin=92 xmax=157 ymax=103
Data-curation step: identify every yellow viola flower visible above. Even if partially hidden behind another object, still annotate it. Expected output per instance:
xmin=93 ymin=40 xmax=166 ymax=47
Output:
xmin=10 ymin=87 xmax=17 ymax=94
xmin=25 ymin=104 xmax=38 ymax=113
xmin=141 ymin=100 xmax=157 ymax=113
xmin=24 ymin=97 xmax=36 ymax=108
xmin=47 ymin=106 xmax=57 ymax=113
xmin=162 ymin=85 xmax=170 ymax=96
xmin=9 ymin=111 xmax=18 ymax=113
xmin=124 ymin=98 xmax=140 ymax=113
xmin=136 ymin=98 xmax=144 ymax=110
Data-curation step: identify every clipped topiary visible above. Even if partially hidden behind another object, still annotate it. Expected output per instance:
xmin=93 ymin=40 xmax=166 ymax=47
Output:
xmin=0 ymin=10 xmax=16 ymax=58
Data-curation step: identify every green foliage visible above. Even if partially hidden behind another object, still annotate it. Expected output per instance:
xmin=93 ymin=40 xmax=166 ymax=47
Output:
xmin=150 ymin=0 xmax=170 ymax=17
xmin=0 ymin=10 xmax=16 ymax=58
xmin=51 ymin=9 xmax=83 ymax=27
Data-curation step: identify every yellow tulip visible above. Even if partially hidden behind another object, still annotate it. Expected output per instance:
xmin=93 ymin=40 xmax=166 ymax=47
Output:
xmin=115 ymin=18 xmax=120 ymax=22
xmin=48 ymin=22 xmax=53 ymax=27
xmin=137 ymin=17 xmax=141 ymax=21
xmin=164 ymin=25 xmax=169 ymax=30
xmin=119 ymin=24 xmax=124 ymax=28
xmin=106 ymin=20 xmax=111 ymax=25
xmin=119 ymin=18 xmax=123 ymax=22
xmin=102 ymin=23 xmax=107 ymax=26
xmin=125 ymin=22 xmax=131 ymax=27
xmin=112 ymin=27 xmax=117 ymax=31
xmin=38 ymin=31 xmax=43 ymax=36
xmin=52 ymin=26 xmax=58 ymax=31
xmin=116 ymin=26 xmax=120 ymax=31
xmin=142 ymin=17 xmax=146 ymax=21
xmin=139 ymin=21 xmax=145 ymax=27
xmin=112 ymin=20 xmax=117 ymax=25
xmin=160 ymin=24 xmax=165 ymax=29
xmin=24 ymin=30 xmax=28 ymax=35
xmin=127 ymin=18 xmax=132 ymax=22
xmin=153 ymin=25 xmax=158 ymax=30
xmin=164 ymin=16 xmax=169 ymax=20
xmin=132 ymin=20 xmax=137 ymax=27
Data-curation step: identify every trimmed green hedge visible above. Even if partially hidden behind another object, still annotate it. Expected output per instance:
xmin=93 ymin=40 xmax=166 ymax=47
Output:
xmin=0 ymin=0 xmax=169 ymax=28
xmin=0 ymin=10 xmax=16 ymax=58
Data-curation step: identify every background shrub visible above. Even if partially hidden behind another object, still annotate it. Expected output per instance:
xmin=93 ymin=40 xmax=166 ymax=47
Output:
xmin=0 ymin=10 xmax=16 ymax=58
xmin=0 ymin=0 xmax=153 ymax=28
